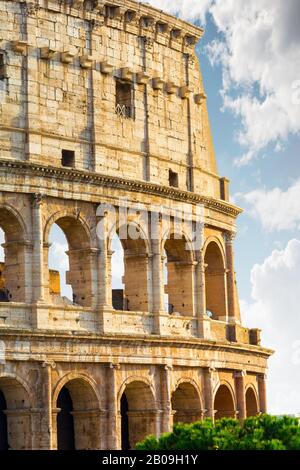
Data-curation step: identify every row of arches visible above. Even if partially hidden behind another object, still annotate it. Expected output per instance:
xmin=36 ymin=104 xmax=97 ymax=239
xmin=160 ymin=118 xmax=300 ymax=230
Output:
xmin=0 ymin=204 xmax=229 ymax=320
xmin=0 ymin=375 xmax=259 ymax=450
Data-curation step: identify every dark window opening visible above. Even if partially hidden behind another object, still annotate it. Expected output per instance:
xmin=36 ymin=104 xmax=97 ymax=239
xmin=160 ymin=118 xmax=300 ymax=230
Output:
xmin=116 ymin=80 xmax=133 ymax=119
xmin=57 ymin=387 xmax=75 ymax=450
xmin=140 ymin=16 xmax=153 ymax=28
xmin=125 ymin=10 xmax=136 ymax=23
xmin=156 ymin=22 xmax=168 ymax=34
xmin=121 ymin=393 xmax=130 ymax=450
xmin=0 ymin=53 xmax=6 ymax=80
xmin=169 ymin=170 xmax=179 ymax=188
xmin=61 ymin=149 xmax=75 ymax=168
xmin=105 ymin=5 xmax=120 ymax=19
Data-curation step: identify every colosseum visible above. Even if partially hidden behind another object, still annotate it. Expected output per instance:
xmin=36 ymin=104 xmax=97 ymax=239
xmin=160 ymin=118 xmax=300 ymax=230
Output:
xmin=0 ymin=0 xmax=272 ymax=450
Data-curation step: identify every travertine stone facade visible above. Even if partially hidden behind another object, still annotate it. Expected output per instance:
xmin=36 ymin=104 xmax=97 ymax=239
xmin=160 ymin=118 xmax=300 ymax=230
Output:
xmin=0 ymin=0 xmax=272 ymax=450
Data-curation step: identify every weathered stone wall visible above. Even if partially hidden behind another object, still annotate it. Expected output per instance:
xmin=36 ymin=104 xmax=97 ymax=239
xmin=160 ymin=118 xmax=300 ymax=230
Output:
xmin=0 ymin=0 xmax=272 ymax=450
xmin=0 ymin=0 xmax=218 ymax=194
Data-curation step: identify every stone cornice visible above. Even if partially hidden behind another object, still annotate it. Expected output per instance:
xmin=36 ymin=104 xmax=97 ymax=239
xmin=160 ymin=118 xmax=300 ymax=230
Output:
xmin=15 ymin=0 xmax=203 ymax=51
xmin=0 ymin=159 xmax=243 ymax=218
xmin=0 ymin=327 xmax=274 ymax=359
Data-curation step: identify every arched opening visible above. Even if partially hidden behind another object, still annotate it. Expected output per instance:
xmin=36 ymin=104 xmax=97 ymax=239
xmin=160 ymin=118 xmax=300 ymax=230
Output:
xmin=246 ymin=387 xmax=259 ymax=417
xmin=0 ymin=389 xmax=8 ymax=450
xmin=171 ymin=382 xmax=202 ymax=424
xmin=56 ymin=378 xmax=100 ymax=450
xmin=57 ymin=387 xmax=75 ymax=450
xmin=120 ymin=380 xmax=156 ymax=450
xmin=214 ymin=384 xmax=235 ymax=420
xmin=204 ymin=241 xmax=227 ymax=321
xmin=47 ymin=216 xmax=92 ymax=306
xmin=163 ymin=235 xmax=194 ymax=316
xmin=0 ymin=376 xmax=31 ymax=449
xmin=48 ymin=224 xmax=73 ymax=304
xmin=111 ymin=227 xmax=149 ymax=312
xmin=111 ymin=233 xmax=125 ymax=310
xmin=120 ymin=393 xmax=129 ymax=450
xmin=0 ymin=208 xmax=27 ymax=302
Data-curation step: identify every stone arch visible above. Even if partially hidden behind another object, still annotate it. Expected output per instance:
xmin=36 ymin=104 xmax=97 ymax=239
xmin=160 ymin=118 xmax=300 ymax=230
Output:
xmin=162 ymin=231 xmax=195 ymax=316
xmin=245 ymin=385 xmax=259 ymax=417
xmin=214 ymin=382 xmax=236 ymax=420
xmin=107 ymin=219 xmax=151 ymax=255
xmin=203 ymin=238 xmax=227 ymax=320
xmin=108 ymin=221 xmax=150 ymax=312
xmin=0 ymin=204 xmax=28 ymax=241
xmin=44 ymin=210 xmax=92 ymax=248
xmin=0 ymin=205 xmax=29 ymax=302
xmin=0 ymin=374 xmax=32 ymax=449
xmin=44 ymin=211 xmax=93 ymax=306
xmin=161 ymin=228 xmax=196 ymax=260
xmin=118 ymin=377 xmax=157 ymax=450
xmin=53 ymin=373 xmax=101 ymax=450
xmin=171 ymin=379 xmax=203 ymax=424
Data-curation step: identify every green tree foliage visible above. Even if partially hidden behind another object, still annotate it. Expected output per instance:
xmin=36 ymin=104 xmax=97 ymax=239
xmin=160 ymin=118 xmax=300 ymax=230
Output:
xmin=135 ymin=415 xmax=300 ymax=450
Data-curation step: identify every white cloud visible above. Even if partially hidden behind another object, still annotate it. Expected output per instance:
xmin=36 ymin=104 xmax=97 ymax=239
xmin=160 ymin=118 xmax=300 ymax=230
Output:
xmin=236 ymin=179 xmax=300 ymax=232
xmin=148 ymin=0 xmax=300 ymax=165
xmin=242 ymin=239 xmax=300 ymax=415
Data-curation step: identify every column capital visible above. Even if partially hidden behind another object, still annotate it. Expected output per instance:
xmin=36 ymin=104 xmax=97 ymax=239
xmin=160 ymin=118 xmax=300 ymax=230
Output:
xmin=234 ymin=370 xmax=246 ymax=379
xmin=32 ymin=192 xmax=45 ymax=208
xmin=225 ymin=231 xmax=236 ymax=244
xmin=204 ymin=366 xmax=216 ymax=374
xmin=164 ymin=364 xmax=173 ymax=371
xmin=109 ymin=362 xmax=120 ymax=370
xmin=257 ymin=373 xmax=267 ymax=381
xmin=42 ymin=360 xmax=56 ymax=370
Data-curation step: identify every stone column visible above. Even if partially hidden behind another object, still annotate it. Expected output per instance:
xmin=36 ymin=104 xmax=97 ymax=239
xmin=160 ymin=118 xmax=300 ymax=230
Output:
xmin=151 ymin=234 xmax=165 ymax=335
xmin=234 ymin=370 xmax=246 ymax=421
xmin=31 ymin=194 xmax=49 ymax=329
xmin=257 ymin=374 xmax=267 ymax=414
xmin=31 ymin=193 xmax=44 ymax=303
xmin=106 ymin=363 xmax=120 ymax=450
xmin=203 ymin=367 xmax=215 ymax=419
xmin=225 ymin=232 xmax=240 ymax=323
xmin=97 ymin=222 xmax=113 ymax=332
xmin=51 ymin=408 xmax=60 ymax=451
xmin=160 ymin=365 xmax=172 ymax=434
xmin=195 ymin=250 xmax=211 ymax=338
xmin=41 ymin=360 xmax=56 ymax=449
xmin=97 ymin=238 xmax=110 ymax=309
xmin=89 ymin=247 xmax=100 ymax=309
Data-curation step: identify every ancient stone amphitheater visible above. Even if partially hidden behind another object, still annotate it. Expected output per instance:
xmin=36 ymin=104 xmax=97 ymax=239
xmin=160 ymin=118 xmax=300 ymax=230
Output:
xmin=0 ymin=0 xmax=272 ymax=450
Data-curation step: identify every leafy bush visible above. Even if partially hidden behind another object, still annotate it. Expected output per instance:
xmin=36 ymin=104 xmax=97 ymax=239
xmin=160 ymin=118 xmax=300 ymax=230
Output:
xmin=135 ymin=415 xmax=300 ymax=450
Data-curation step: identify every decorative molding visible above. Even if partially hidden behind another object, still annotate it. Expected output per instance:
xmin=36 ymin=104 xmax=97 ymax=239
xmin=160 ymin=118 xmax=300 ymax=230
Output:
xmin=225 ymin=231 xmax=236 ymax=244
xmin=40 ymin=47 xmax=56 ymax=60
xmin=32 ymin=192 xmax=44 ymax=208
xmin=42 ymin=360 xmax=56 ymax=370
xmin=195 ymin=92 xmax=207 ymax=105
xmin=25 ymin=2 xmax=40 ymax=17
xmin=0 ymin=159 xmax=242 ymax=218
xmin=109 ymin=362 xmax=120 ymax=370
xmin=11 ymin=40 xmax=28 ymax=55
xmin=233 ymin=370 xmax=246 ymax=379
xmin=61 ymin=51 xmax=75 ymax=64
